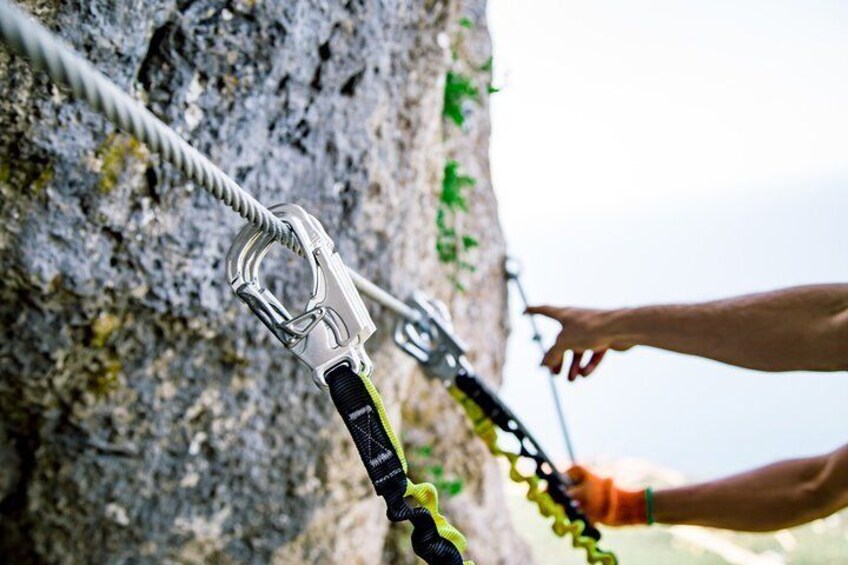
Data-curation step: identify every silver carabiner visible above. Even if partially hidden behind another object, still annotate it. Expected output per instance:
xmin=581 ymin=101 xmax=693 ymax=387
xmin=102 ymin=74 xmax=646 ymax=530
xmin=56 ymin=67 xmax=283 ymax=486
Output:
xmin=226 ymin=204 xmax=375 ymax=388
xmin=393 ymin=291 xmax=472 ymax=383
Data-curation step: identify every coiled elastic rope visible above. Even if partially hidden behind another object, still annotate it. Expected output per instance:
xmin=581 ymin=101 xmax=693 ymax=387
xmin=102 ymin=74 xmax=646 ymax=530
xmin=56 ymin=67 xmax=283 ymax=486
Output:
xmin=448 ymin=379 xmax=618 ymax=565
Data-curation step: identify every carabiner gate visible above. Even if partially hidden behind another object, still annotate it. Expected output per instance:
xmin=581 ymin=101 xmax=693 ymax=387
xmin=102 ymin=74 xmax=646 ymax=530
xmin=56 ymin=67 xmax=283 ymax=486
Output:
xmin=226 ymin=204 xmax=375 ymax=388
xmin=393 ymin=292 xmax=472 ymax=382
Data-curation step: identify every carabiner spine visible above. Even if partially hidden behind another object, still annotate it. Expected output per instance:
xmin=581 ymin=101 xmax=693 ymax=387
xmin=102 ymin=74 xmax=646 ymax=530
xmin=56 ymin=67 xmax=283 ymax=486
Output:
xmin=226 ymin=203 xmax=375 ymax=387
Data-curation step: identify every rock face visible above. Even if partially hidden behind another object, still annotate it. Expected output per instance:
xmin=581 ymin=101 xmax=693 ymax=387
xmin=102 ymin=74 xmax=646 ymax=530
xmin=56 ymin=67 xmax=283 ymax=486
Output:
xmin=0 ymin=0 xmax=531 ymax=563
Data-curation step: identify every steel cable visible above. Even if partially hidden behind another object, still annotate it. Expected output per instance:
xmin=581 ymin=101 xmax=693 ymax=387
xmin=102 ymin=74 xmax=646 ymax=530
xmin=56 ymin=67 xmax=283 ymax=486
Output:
xmin=0 ymin=0 xmax=420 ymax=322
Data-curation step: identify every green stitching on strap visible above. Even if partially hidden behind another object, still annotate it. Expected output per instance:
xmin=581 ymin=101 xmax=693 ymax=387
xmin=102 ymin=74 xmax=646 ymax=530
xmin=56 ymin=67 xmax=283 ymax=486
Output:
xmin=358 ymin=371 xmax=469 ymax=556
xmin=358 ymin=371 xmax=408 ymax=470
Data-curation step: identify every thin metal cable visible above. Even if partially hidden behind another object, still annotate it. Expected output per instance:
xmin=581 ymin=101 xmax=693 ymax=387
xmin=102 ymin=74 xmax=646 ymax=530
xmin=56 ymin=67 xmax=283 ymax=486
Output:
xmin=505 ymin=260 xmax=577 ymax=464
xmin=348 ymin=270 xmax=420 ymax=322
xmin=0 ymin=0 xmax=418 ymax=322
xmin=0 ymin=0 xmax=299 ymax=253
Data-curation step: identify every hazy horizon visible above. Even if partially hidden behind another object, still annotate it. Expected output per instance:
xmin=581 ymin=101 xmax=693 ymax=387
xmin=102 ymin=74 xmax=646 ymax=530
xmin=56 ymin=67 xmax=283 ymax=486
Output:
xmin=488 ymin=0 xmax=848 ymax=479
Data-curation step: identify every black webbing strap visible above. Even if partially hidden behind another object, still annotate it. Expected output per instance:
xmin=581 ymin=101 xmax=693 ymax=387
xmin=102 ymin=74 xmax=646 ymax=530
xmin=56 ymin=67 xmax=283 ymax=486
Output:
xmin=325 ymin=363 xmax=465 ymax=565
xmin=454 ymin=369 xmax=602 ymax=541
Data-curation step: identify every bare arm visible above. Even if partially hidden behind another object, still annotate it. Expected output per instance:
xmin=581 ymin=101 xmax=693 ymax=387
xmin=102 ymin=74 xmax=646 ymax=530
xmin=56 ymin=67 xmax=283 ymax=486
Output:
xmin=654 ymin=444 xmax=848 ymax=531
xmin=528 ymin=284 xmax=848 ymax=377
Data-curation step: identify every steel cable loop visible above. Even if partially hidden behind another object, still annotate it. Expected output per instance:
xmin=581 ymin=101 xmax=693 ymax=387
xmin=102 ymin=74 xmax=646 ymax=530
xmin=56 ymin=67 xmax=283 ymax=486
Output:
xmin=0 ymin=0 xmax=424 ymax=320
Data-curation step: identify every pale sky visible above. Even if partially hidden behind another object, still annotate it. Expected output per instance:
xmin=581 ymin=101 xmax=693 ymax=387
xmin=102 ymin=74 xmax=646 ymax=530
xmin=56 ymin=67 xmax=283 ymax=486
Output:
xmin=488 ymin=0 xmax=848 ymax=478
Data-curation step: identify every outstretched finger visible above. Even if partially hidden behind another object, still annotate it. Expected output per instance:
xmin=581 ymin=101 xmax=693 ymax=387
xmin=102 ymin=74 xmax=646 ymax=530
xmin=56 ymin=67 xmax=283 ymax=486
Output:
xmin=566 ymin=465 xmax=588 ymax=485
xmin=580 ymin=350 xmax=607 ymax=377
xmin=542 ymin=330 xmax=570 ymax=374
xmin=542 ymin=344 xmax=565 ymax=375
xmin=524 ymin=305 xmax=560 ymax=319
xmin=568 ymin=351 xmax=584 ymax=381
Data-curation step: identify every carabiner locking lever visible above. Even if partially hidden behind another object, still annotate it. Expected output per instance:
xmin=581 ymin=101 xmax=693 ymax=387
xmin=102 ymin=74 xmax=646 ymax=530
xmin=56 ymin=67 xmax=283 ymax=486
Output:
xmin=226 ymin=204 xmax=375 ymax=387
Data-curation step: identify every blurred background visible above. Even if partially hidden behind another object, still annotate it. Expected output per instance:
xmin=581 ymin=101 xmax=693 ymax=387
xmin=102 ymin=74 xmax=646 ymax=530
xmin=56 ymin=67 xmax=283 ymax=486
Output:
xmin=488 ymin=0 xmax=848 ymax=562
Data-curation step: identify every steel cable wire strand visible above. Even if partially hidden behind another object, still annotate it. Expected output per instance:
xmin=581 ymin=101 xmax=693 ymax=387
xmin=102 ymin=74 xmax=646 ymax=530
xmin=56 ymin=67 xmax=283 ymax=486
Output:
xmin=447 ymin=379 xmax=618 ymax=565
xmin=0 ymin=0 xmax=301 ymax=253
xmin=0 ymin=0 xmax=425 ymax=321
xmin=506 ymin=266 xmax=577 ymax=463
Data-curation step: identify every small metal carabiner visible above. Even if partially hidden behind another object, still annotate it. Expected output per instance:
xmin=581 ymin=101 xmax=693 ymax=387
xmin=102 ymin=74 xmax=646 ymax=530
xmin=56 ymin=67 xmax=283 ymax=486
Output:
xmin=226 ymin=204 xmax=375 ymax=388
xmin=393 ymin=291 xmax=472 ymax=383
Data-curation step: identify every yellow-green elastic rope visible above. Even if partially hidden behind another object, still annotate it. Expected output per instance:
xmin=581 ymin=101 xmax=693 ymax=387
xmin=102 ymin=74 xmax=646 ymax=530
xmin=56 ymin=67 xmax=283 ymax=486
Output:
xmin=359 ymin=372 xmax=472 ymax=562
xmin=448 ymin=386 xmax=618 ymax=565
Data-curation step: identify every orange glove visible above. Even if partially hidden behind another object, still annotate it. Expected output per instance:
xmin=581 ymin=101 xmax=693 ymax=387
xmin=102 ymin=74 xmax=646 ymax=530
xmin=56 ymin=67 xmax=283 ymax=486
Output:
xmin=566 ymin=465 xmax=652 ymax=526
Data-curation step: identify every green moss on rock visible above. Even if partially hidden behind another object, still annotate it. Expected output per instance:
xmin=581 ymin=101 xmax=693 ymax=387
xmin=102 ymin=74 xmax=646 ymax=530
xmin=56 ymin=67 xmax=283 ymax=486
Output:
xmin=96 ymin=134 xmax=147 ymax=194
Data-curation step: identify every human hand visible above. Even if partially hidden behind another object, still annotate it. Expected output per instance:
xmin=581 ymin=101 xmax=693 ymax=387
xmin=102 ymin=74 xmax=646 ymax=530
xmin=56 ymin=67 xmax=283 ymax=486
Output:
xmin=566 ymin=465 xmax=648 ymax=526
xmin=524 ymin=305 xmax=632 ymax=380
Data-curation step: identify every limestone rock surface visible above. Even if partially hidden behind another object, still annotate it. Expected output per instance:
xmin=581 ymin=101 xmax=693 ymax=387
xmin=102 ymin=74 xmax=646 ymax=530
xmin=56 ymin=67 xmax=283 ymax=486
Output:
xmin=0 ymin=0 xmax=531 ymax=562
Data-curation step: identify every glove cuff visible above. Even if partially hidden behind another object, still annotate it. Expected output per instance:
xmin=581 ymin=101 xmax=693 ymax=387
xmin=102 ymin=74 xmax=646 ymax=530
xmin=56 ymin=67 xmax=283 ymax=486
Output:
xmin=607 ymin=487 xmax=649 ymax=526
